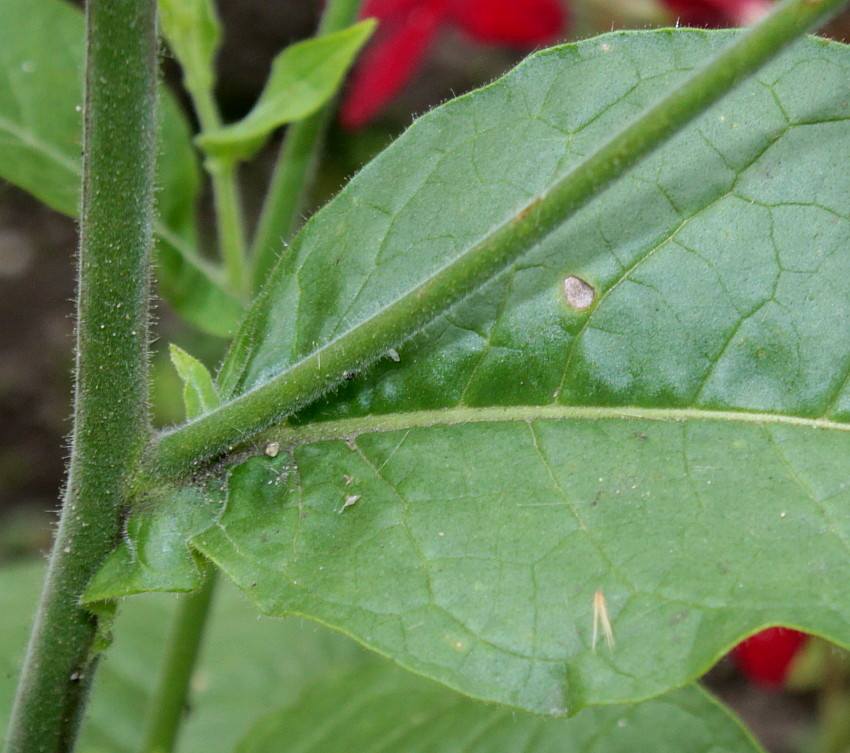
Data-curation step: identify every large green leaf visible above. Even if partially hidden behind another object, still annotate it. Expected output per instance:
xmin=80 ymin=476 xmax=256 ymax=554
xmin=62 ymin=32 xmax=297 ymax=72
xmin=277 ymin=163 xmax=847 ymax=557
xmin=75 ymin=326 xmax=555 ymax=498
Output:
xmin=0 ymin=564 xmax=762 ymax=753
xmin=115 ymin=28 xmax=850 ymax=714
xmin=0 ymin=0 xmax=242 ymax=336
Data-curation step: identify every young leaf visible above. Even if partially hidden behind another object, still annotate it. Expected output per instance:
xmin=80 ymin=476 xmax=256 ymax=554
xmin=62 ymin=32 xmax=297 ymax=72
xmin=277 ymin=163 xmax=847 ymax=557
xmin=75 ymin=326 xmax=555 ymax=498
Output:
xmin=158 ymin=0 xmax=221 ymax=105
xmin=176 ymin=30 xmax=850 ymax=714
xmin=169 ymin=343 xmax=221 ymax=419
xmin=0 ymin=0 xmax=242 ymax=336
xmin=235 ymin=667 xmax=762 ymax=753
xmin=197 ymin=20 xmax=376 ymax=162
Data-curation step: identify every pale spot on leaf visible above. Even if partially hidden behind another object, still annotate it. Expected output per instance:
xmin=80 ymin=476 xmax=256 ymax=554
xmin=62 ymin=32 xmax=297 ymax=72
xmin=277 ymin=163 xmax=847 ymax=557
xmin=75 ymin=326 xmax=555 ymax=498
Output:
xmin=563 ymin=275 xmax=595 ymax=311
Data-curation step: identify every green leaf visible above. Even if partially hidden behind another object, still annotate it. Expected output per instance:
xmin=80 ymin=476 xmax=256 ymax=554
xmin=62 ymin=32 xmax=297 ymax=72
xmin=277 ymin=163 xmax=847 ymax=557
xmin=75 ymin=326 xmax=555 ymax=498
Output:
xmin=84 ymin=484 xmax=224 ymax=601
xmin=180 ymin=29 xmax=850 ymax=714
xmin=236 ymin=666 xmax=762 ymax=753
xmin=158 ymin=0 xmax=221 ymax=103
xmin=0 ymin=0 xmax=242 ymax=337
xmin=0 ymin=563 xmax=762 ymax=753
xmin=169 ymin=343 xmax=220 ymax=419
xmin=197 ymin=21 xmax=375 ymax=162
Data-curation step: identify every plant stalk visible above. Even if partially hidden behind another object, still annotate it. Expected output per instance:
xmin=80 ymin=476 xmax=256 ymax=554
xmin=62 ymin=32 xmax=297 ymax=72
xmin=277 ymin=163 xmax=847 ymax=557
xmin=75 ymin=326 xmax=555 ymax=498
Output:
xmin=190 ymin=63 xmax=249 ymax=296
xmin=2 ymin=0 xmax=158 ymax=750
xmin=140 ymin=566 xmax=218 ymax=753
xmin=144 ymin=0 xmax=847 ymax=482
xmin=249 ymin=0 xmax=364 ymax=291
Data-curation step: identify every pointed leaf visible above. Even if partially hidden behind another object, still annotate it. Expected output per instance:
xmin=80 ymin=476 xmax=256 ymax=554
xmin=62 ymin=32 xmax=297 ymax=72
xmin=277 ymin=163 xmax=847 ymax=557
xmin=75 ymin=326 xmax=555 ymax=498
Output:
xmin=169 ymin=343 xmax=220 ymax=419
xmin=197 ymin=21 xmax=376 ymax=162
xmin=0 ymin=0 xmax=242 ymax=336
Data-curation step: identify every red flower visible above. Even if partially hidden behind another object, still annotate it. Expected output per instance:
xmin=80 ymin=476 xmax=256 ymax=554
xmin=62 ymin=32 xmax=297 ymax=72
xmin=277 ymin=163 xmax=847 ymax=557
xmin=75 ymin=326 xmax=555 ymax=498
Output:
xmin=731 ymin=627 xmax=809 ymax=689
xmin=662 ymin=0 xmax=773 ymax=28
xmin=340 ymin=0 xmax=567 ymax=130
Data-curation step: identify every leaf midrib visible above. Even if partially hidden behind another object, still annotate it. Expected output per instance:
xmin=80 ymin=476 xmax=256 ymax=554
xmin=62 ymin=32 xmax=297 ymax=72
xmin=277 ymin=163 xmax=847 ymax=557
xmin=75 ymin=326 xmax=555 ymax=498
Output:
xmin=255 ymin=404 xmax=850 ymax=450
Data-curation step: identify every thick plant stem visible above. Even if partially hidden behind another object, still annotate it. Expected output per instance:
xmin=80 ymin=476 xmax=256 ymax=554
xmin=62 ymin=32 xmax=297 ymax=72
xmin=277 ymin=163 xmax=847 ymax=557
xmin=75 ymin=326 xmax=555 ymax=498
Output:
xmin=141 ymin=566 xmax=218 ymax=753
xmin=2 ymin=0 xmax=158 ymax=751
xmin=144 ymin=0 xmax=847 ymax=481
xmin=249 ymin=0 xmax=363 ymax=291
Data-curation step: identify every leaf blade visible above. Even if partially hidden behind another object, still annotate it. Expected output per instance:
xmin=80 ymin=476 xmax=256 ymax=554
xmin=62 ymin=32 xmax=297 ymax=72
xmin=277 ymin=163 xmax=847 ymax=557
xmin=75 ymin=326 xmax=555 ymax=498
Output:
xmin=197 ymin=21 xmax=375 ymax=162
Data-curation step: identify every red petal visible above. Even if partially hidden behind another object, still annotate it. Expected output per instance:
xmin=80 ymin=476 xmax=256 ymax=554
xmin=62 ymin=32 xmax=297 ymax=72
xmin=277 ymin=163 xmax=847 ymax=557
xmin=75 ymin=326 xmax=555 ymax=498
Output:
xmin=731 ymin=628 xmax=809 ymax=689
xmin=450 ymin=0 xmax=567 ymax=46
xmin=661 ymin=0 xmax=772 ymax=27
xmin=360 ymin=0 xmax=427 ymax=20
xmin=340 ymin=4 xmax=448 ymax=130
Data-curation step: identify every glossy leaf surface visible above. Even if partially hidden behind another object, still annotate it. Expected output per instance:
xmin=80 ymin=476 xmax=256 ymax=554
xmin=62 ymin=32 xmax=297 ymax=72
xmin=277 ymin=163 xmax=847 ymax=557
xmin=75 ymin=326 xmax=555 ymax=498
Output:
xmin=111 ymin=29 xmax=850 ymax=715
xmin=0 ymin=0 xmax=242 ymax=335
xmin=197 ymin=21 xmax=375 ymax=162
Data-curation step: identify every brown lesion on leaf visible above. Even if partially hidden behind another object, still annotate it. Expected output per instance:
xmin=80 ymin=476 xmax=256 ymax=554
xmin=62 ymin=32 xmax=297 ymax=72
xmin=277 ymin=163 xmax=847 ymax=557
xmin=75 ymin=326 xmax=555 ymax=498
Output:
xmin=513 ymin=198 xmax=541 ymax=224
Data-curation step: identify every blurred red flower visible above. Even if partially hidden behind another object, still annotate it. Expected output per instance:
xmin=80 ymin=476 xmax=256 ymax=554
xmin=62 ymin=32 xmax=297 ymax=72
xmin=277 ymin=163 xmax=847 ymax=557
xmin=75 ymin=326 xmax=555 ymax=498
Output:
xmin=340 ymin=0 xmax=567 ymax=129
xmin=662 ymin=0 xmax=773 ymax=27
xmin=732 ymin=627 xmax=809 ymax=688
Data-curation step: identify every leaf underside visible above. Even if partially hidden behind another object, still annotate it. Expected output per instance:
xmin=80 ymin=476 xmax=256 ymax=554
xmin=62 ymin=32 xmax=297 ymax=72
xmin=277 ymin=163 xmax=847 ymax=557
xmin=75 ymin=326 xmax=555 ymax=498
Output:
xmin=0 ymin=564 xmax=762 ymax=753
xmin=108 ymin=29 xmax=850 ymax=716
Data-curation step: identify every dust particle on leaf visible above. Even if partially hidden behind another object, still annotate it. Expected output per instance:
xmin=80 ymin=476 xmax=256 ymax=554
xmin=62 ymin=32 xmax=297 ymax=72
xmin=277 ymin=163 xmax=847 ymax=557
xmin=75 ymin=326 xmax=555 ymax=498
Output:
xmin=339 ymin=494 xmax=360 ymax=513
xmin=563 ymin=275 xmax=595 ymax=311
xmin=264 ymin=441 xmax=280 ymax=458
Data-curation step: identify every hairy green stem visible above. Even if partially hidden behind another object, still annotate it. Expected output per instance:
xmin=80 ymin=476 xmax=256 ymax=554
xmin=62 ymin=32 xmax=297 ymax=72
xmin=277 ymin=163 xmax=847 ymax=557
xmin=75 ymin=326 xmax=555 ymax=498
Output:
xmin=140 ymin=566 xmax=218 ymax=753
xmin=144 ymin=0 xmax=847 ymax=481
xmin=208 ymin=158 xmax=248 ymax=294
xmin=2 ymin=1 xmax=158 ymax=750
xmin=249 ymin=0 xmax=364 ymax=291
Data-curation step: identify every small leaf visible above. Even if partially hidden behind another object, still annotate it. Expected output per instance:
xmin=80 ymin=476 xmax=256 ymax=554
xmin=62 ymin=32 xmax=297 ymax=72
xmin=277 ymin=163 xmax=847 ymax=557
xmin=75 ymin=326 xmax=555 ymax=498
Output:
xmin=236 ymin=667 xmax=762 ymax=753
xmin=84 ymin=484 xmax=224 ymax=601
xmin=197 ymin=21 xmax=375 ymax=161
xmin=0 ymin=0 xmax=242 ymax=336
xmin=158 ymin=0 xmax=222 ymax=102
xmin=169 ymin=343 xmax=220 ymax=419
